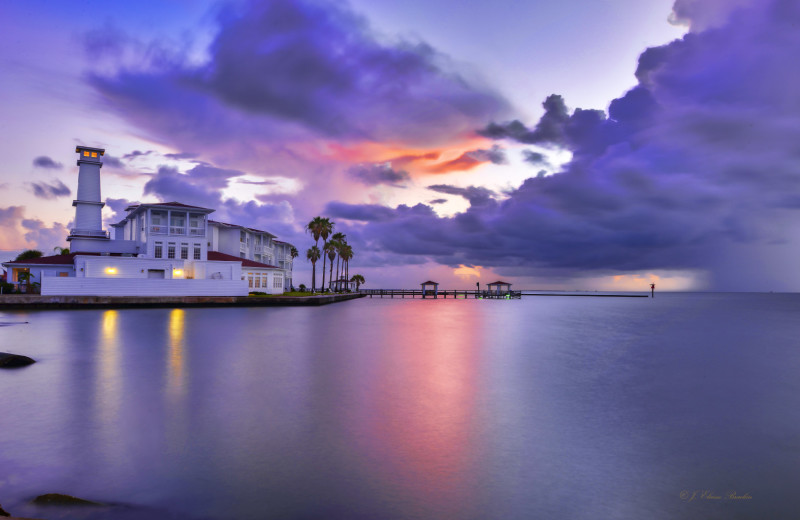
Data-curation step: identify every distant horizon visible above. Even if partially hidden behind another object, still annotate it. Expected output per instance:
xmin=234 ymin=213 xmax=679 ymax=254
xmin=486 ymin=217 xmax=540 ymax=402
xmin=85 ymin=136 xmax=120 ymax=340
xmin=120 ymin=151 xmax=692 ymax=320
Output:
xmin=2 ymin=0 xmax=799 ymax=292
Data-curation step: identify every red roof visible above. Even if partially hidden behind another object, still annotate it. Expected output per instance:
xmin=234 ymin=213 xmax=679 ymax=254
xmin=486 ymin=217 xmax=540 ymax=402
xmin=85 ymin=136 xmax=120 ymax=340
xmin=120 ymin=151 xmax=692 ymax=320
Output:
xmin=207 ymin=251 xmax=278 ymax=269
xmin=3 ymin=253 xmax=79 ymax=265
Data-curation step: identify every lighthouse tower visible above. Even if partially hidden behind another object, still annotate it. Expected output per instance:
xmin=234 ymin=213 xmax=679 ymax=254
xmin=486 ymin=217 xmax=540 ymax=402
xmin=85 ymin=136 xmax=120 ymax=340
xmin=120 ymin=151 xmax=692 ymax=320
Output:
xmin=67 ymin=145 xmax=110 ymax=252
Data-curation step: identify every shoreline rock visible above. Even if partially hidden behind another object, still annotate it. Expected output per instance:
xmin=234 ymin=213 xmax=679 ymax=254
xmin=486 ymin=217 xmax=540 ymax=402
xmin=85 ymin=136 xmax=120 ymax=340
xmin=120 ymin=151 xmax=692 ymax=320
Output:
xmin=0 ymin=502 xmax=9 ymax=516
xmin=0 ymin=353 xmax=35 ymax=368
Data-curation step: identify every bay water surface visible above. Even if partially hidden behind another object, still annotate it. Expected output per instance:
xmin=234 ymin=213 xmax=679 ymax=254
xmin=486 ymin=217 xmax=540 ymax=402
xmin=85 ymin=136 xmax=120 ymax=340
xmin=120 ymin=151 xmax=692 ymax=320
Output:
xmin=1 ymin=293 xmax=799 ymax=519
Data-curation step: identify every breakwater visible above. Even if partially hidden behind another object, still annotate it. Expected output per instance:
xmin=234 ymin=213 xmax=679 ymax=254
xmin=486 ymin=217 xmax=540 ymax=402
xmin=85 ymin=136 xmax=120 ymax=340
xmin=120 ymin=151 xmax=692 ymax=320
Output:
xmin=0 ymin=293 xmax=364 ymax=310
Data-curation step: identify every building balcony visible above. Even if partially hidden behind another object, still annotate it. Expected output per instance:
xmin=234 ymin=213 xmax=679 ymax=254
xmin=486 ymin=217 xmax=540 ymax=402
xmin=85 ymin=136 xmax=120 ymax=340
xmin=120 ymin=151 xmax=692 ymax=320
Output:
xmin=188 ymin=228 xmax=205 ymax=236
xmin=150 ymin=225 xmax=167 ymax=234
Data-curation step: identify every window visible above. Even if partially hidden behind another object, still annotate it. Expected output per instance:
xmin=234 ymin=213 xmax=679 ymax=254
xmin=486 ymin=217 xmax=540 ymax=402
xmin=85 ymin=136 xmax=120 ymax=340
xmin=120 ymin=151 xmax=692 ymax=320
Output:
xmin=83 ymin=150 xmax=89 ymax=156
xmin=180 ymin=243 xmax=188 ymax=260
xmin=240 ymin=230 xmax=246 ymax=243
xmin=167 ymin=243 xmax=176 ymax=259
xmin=91 ymin=151 xmax=97 ymax=157
xmin=248 ymin=273 xmax=254 ymax=288
xmin=58 ymin=272 xmax=69 ymax=277
xmin=274 ymin=275 xmax=283 ymax=289
xmin=154 ymin=241 xmax=163 ymax=258
xmin=152 ymin=212 xmax=164 ymax=225
xmin=240 ymin=252 xmax=245 ymax=258
xmin=193 ymin=245 xmax=201 ymax=260
xmin=254 ymin=277 xmax=261 ymax=288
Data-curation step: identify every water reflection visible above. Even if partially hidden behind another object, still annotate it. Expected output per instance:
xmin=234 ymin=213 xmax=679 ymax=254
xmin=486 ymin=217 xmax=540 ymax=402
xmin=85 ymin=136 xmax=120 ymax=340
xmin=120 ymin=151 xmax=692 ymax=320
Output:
xmin=167 ymin=309 xmax=186 ymax=397
xmin=97 ymin=310 xmax=121 ymax=422
xmin=364 ymin=302 xmax=483 ymax=515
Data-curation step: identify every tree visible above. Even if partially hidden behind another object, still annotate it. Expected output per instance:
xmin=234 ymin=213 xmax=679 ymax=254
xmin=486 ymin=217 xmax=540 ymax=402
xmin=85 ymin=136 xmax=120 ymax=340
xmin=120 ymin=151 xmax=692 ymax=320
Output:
xmin=340 ymin=244 xmax=353 ymax=288
xmin=16 ymin=270 xmax=33 ymax=293
xmin=53 ymin=246 xmax=70 ymax=255
xmin=319 ymin=218 xmax=334 ymax=292
xmin=14 ymin=250 xmax=42 ymax=262
xmin=324 ymin=240 xmax=338 ymax=291
xmin=306 ymin=217 xmax=325 ymax=290
xmin=350 ymin=274 xmax=365 ymax=291
xmin=306 ymin=246 xmax=321 ymax=293
xmin=331 ymin=232 xmax=346 ymax=288
xmin=289 ymin=246 xmax=298 ymax=260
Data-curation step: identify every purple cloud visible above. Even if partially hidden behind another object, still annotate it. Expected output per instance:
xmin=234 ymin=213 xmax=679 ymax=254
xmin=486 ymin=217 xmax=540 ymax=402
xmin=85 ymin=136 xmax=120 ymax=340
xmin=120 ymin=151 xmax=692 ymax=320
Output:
xmin=323 ymin=0 xmax=800 ymax=290
xmin=30 ymin=179 xmax=71 ymax=199
xmin=348 ymin=163 xmax=410 ymax=186
xmin=86 ymin=0 xmax=509 ymax=151
xmin=142 ymin=162 xmax=294 ymax=236
xmin=33 ymin=156 xmax=63 ymax=169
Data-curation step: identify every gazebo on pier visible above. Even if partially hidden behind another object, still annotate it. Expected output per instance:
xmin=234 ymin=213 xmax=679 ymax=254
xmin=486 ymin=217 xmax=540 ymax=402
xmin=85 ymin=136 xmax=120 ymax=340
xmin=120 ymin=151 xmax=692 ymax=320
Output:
xmin=486 ymin=280 xmax=512 ymax=297
xmin=420 ymin=280 xmax=439 ymax=298
xmin=331 ymin=278 xmax=356 ymax=292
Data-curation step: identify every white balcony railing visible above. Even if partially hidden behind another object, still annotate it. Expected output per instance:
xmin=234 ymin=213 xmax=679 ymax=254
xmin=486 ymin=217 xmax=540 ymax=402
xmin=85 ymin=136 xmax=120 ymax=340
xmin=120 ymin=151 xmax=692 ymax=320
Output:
xmin=169 ymin=226 xmax=185 ymax=235
xmin=150 ymin=225 xmax=167 ymax=234
xmin=189 ymin=228 xmax=205 ymax=236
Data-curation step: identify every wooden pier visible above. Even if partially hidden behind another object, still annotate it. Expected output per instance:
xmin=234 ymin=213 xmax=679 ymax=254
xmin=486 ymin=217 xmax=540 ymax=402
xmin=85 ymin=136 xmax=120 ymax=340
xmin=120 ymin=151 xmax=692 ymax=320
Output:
xmin=359 ymin=289 xmax=521 ymax=299
xmin=358 ymin=289 xmax=648 ymax=299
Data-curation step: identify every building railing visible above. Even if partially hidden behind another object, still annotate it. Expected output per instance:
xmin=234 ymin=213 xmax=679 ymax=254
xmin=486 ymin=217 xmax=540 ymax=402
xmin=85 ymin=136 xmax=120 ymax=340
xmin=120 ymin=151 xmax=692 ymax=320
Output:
xmin=169 ymin=226 xmax=185 ymax=235
xmin=151 ymin=225 xmax=167 ymax=234
xmin=189 ymin=228 xmax=205 ymax=236
xmin=69 ymin=229 xmax=110 ymax=238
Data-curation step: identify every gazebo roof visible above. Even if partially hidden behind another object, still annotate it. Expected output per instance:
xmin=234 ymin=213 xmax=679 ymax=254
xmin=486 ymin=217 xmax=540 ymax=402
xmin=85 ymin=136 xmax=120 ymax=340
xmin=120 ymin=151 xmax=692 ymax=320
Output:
xmin=420 ymin=280 xmax=439 ymax=285
xmin=487 ymin=280 xmax=512 ymax=285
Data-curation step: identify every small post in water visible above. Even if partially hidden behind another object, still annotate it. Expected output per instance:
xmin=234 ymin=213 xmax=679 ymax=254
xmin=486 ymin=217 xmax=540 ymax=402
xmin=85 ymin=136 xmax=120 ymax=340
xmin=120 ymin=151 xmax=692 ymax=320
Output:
xmin=650 ymin=283 xmax=655 ymax=298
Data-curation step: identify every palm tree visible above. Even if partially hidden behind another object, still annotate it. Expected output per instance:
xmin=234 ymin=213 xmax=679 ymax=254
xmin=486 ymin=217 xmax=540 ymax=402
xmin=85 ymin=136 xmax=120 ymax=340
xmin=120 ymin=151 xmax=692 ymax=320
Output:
xmin=340 ymin=244 xmax=353 ymax=288
xmin=306 ymin=246 xmax=321 ymax=293
xmin=53 ymin=246 xmax=70 ymax=255
xmin=350 ymin=274 xmax=365 ymax=291
xmin=331 ymin=232 xmax=346 ymax=288
xmin=17 ymin=271 xmax=33 ymax=293
xmin=324 ymin=241 xmax=338 ymax=291
xmin=319 ymin=218 xmax=334 ymax=292
xmin=306 ymin=217 xmax=325 ymax=290
xmin=290 ymin=246 xmax=298 ymax=260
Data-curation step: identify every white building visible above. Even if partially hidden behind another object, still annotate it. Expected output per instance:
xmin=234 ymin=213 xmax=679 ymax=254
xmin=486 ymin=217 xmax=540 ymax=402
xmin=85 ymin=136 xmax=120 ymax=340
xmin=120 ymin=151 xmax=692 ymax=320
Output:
xmin=2 ymin=145 xmax=295 ymax=296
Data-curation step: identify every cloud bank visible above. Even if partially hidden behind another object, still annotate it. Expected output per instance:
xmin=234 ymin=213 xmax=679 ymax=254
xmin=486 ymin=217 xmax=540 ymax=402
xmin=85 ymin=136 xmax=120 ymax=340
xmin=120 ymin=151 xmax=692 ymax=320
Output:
xmin=326 ymin=0 xmax=800 ymax=290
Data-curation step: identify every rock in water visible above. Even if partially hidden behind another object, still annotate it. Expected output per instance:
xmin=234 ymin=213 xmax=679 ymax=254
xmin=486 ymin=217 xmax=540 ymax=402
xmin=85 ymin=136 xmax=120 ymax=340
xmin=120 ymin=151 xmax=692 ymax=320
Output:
xmin=0 ymin=502 xmax=9 ymax=516
xmin=31 ymin=494 xmax=103 ymax=506
xmin=0 ymin=353 xmax=35 ymax=368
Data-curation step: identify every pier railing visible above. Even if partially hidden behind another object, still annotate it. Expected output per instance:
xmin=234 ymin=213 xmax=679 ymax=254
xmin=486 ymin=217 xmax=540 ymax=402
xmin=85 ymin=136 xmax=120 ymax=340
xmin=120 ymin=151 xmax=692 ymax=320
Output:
xmin=357 ymin=289 xmax=521 ymax=299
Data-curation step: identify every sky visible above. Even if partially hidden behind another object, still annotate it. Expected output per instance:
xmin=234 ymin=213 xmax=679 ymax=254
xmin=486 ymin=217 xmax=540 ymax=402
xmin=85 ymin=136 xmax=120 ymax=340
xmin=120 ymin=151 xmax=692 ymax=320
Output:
xmin=1 ymin=0 xmax=799 ymax=291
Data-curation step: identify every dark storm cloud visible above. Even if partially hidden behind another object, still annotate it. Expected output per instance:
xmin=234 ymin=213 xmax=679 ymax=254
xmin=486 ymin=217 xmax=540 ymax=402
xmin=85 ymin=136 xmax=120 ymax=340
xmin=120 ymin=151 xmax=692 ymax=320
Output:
xmin=325 ymin=202 xmax=397 ymax=222
xmin=30 ymin=180 xmax=71 ymax=199
xmin=522 ymin=150 xmax=550 ymax=167
xmin=347 ymin=163 xmax=410 ymax=186
xmin=326 ymin=0 xmax=800 ymax=289
xmin=87 ymin=0 xmax=509 ymax=149
xmin=427 ymin=184 xmax=496 ymax=206
xmin=33 ymin=156 xmax=62 ymax=169
xmin=428 ymin=198 xmax=448 ymax=205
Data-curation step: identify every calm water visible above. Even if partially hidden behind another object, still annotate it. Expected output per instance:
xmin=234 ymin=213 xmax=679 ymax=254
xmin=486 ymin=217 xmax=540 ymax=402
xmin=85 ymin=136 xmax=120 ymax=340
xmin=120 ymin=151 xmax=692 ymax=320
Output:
xmin=1 ymin=293 xmax=799 ymax=519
